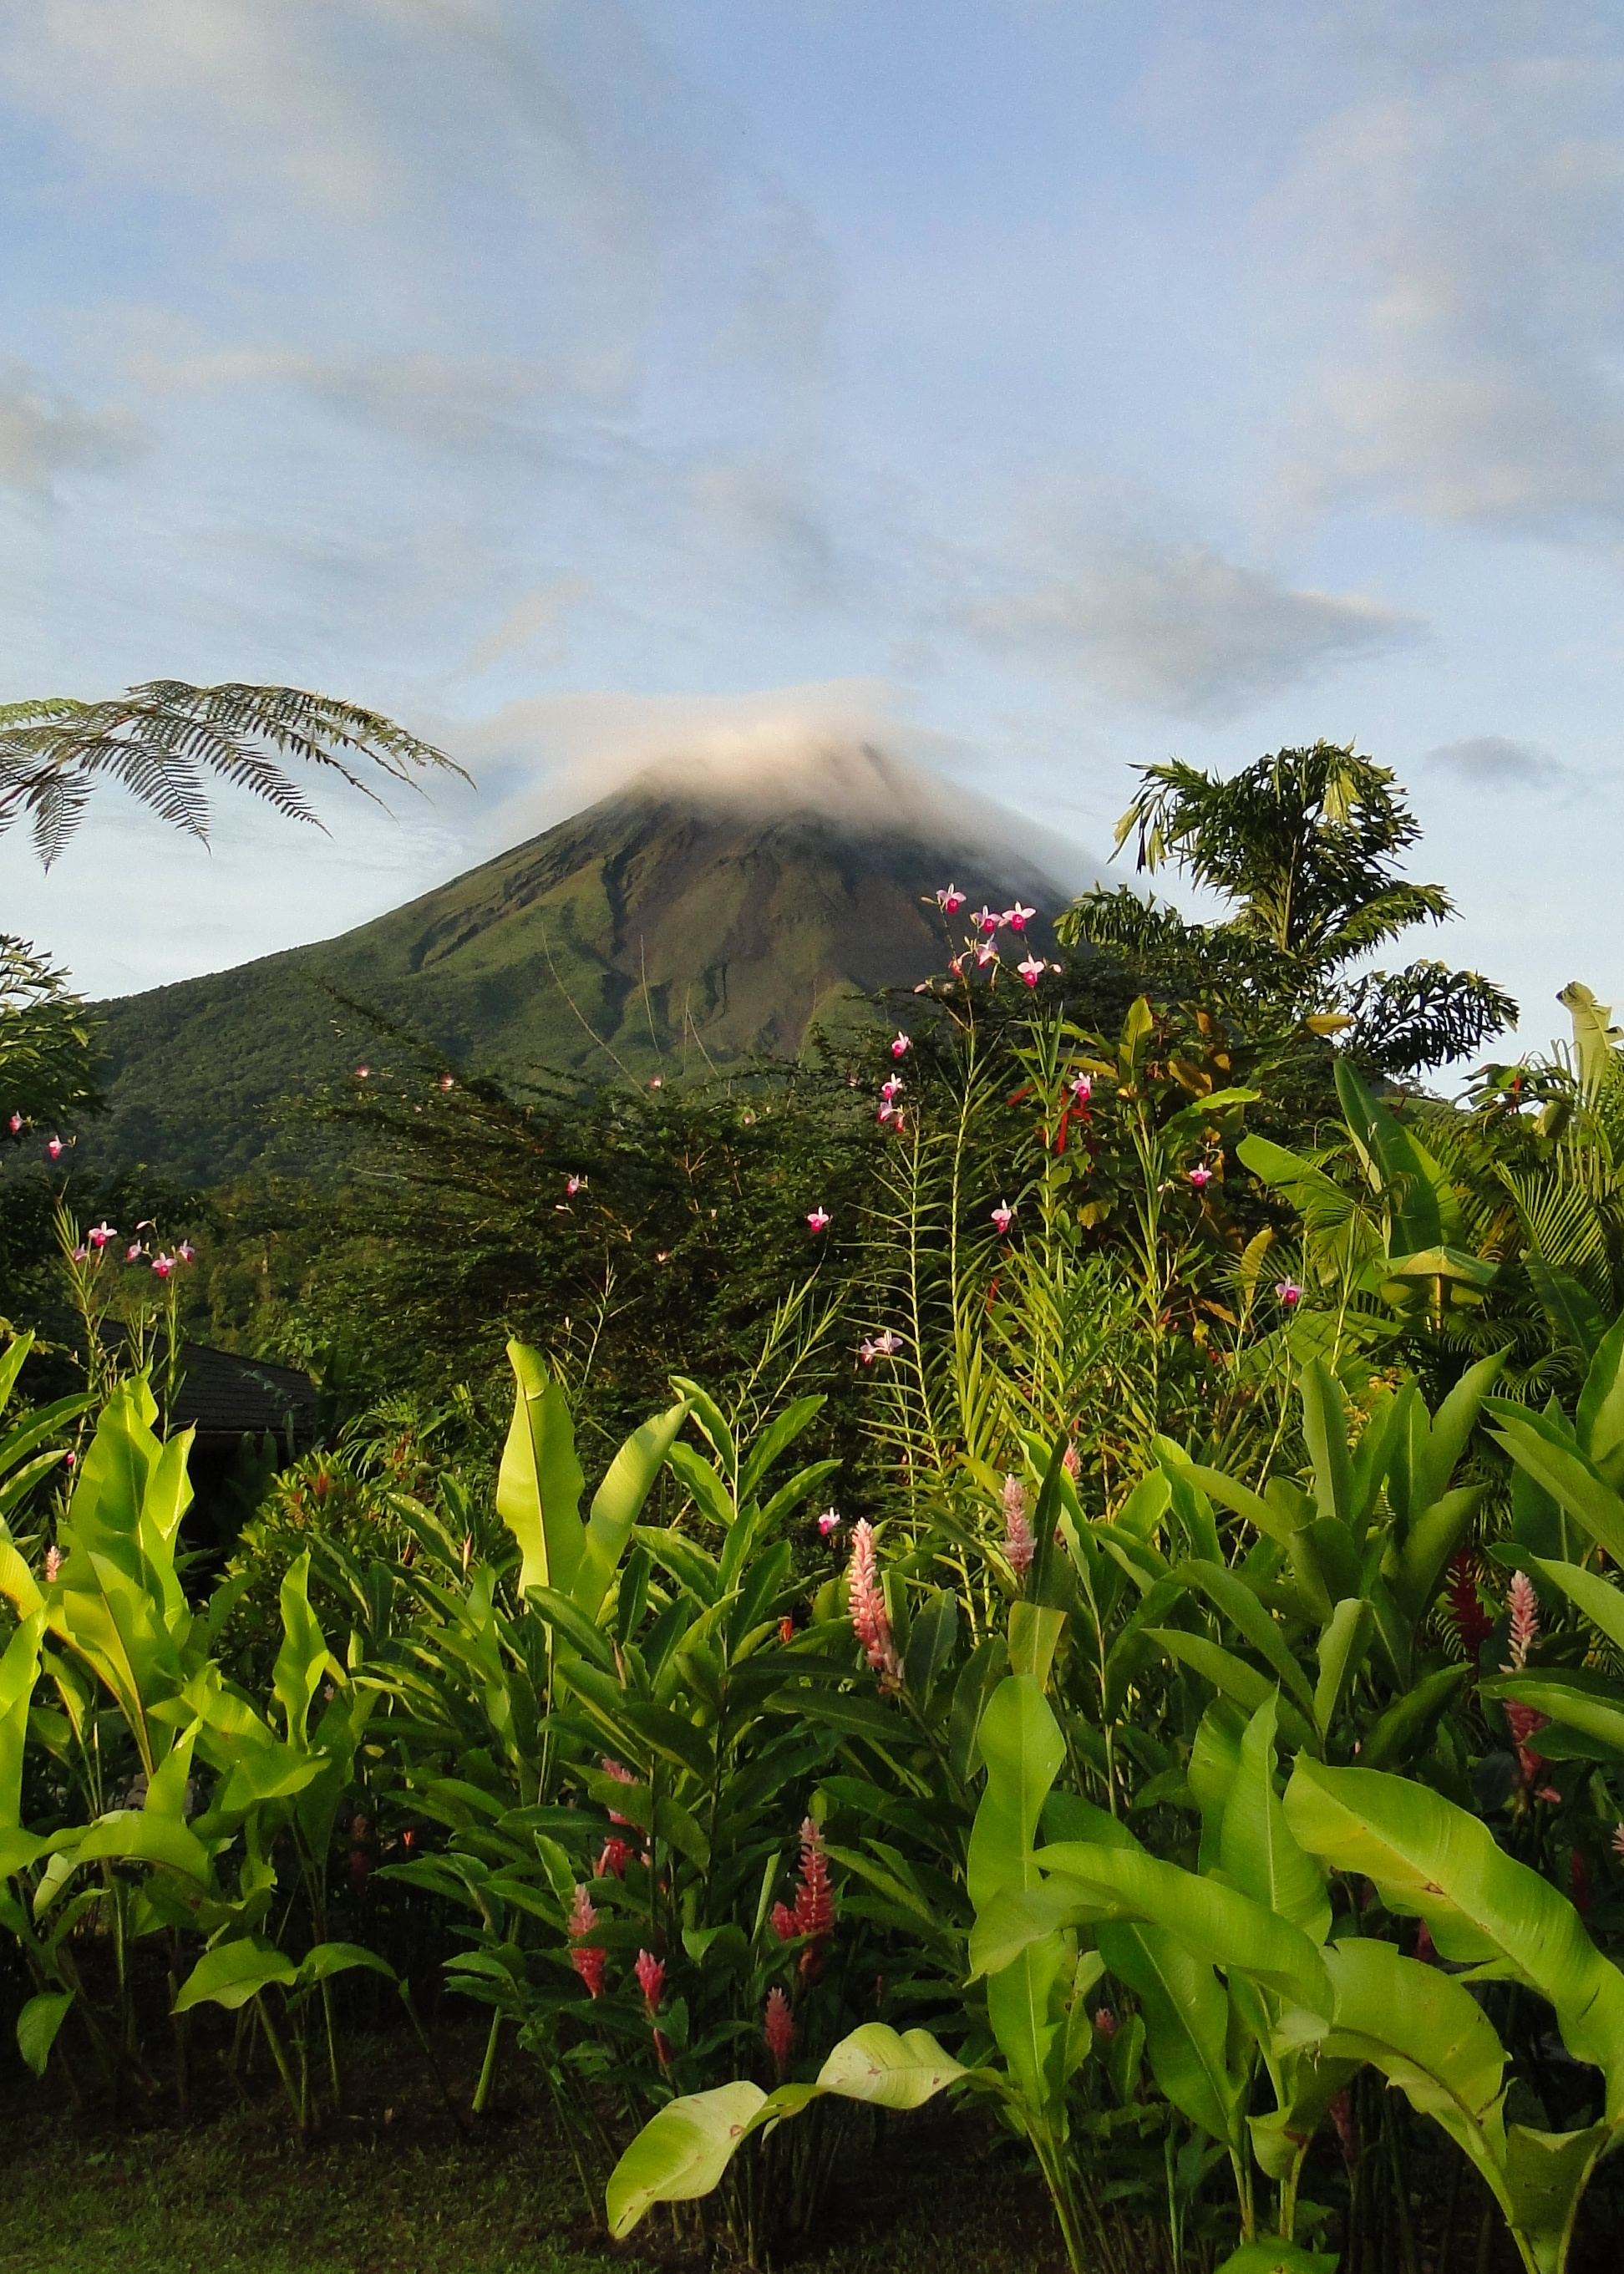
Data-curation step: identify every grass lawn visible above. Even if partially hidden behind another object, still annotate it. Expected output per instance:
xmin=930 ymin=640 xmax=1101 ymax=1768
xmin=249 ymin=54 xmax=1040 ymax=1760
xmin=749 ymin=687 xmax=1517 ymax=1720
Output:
xmin=0 ymin=2028 xmax=1064 ymax=2274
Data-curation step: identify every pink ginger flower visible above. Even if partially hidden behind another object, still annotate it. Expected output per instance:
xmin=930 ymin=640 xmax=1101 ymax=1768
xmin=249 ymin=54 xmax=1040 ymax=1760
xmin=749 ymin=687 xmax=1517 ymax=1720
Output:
xmin=151 ymin=1253 xmax=176 ymax=1278
xmin=1329 ymin=2086 xmax=1358 ymax=2170
xmin=1274 ymin=1278 xmax=1302 ymax=1307
xmin=634 ymin=1949 xmax=664 ymax=2017
xmin=601 ymin=1756 xmax=638 ymax=1825
xmin=772 ymin=1818 xmax=836 ymax=1976
xmin=891 ymin=1031 xmax=911 ymax=1058
xmin=1062 ymin=1442 xmax=1081 ymax=1481
xmin=936 ymin=884 xmax=965 ymax=914
xmin=1094 ymin=2007 xmax=1119 ymax=2039
xmin=806 ymin=1206 xmax=830 ymax=1232
xmin=1612 ymin=1823 xmax=1624 ymax=1862
xmin=847 ymin=1520 xmax=902 ymax=1687
xmin=1413 ymin=1919 xmax=1436 ymax=1964
xmin=566 ymin=1884 xmax=606 ymax=1997
xmin=47 ymin=1137 xmax=63 ymax=1160
xmin=1506 ymin=1571 xmax=1540 ymax=1670
xmin=1002 ymin=1476 xmax=1036 ymax=1577
xmin=991 ymin=1199 xmax=1015 ymax=1234
xmin=764 ymin=1986 xmax=795 ymax=2073
xmin=818 ymin=1508 xmax=841 ymax=1537
xmin=44 ymin=1545 xmax=63 ymax=1583
xmin=1004 ymin=902 xmax=1036 ymax=931
xmin=88 ymin=1221 xmax=116 ymax=1249
xmin=596 ymin=1837 xmax=632 ymax=1880
xmin=1017 ymin=955 xmax=1046 ymax=987
xmin=1189 ymin=1164 xmax=1213 ymax=1188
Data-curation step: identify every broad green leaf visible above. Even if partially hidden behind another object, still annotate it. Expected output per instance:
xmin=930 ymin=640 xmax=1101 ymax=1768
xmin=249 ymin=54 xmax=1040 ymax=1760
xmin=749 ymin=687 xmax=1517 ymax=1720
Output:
xmin=1359 ymin=1663 xmax=1469 ymax=1771
xmin=16 ymin=1988 xmax=73 ymax=2078
xmin=71 ymin=1805 xmax=211 ymax=1884
xmin=574 ymin=1400 xmax=687 ymax=1621
xmin=966 ymin=1676 xmax=1063 ymax=1910
xmin=1038 ymin=1840 xmax=1331 ymax=2013
xmin=1336 ymin=1057 xmax=1461 ymax=1251
xmin=1313 ymin=1597 xmax=1373 ymax=1736
xmin=1299 ymin=1360 xmax=1352 ymax=1530
xmin=904 ymin=1588 xmax=957 ymax=1698
xmin=1482 ymin=1674 xmax=1624 ymax=1757
xmin=174 ymin=1936 xmax=298 ymax=2013
xmin=1144 ymin=1630 xmax=1316 ymax=1754
xmin=664 ymin=1442 xmax=736 ymax=1534
xmin=1391 ymin=1486 xmax=1484 ymax=1622
xmin=1528 ymin=1261 xmax=1607 ymax=1365
xmin=1213 ymin=2243 xmax=1338 ymax=2273
xmin=606 ymin=2079 xmax=767 ymax=2237
xmin=1578 ymin=1310 xmax=1624 ymax=1483
xmin=1099 ymin=1918 xmax=1242 ymax=2150
xmin=1284 ymin=1759 xmax=1624 ymax=2119
xmin=738 ymin=1395 xmax=825 ymax=1504
xmin=497 ymin=1341 xmax=584 ymax=1601
xmin=1488 ymin=1408 xmax=1624 ymax=1567
xmin=0 ymin=1611 xmax=43 ymax=1830
xmin=297 ymin=1941 xmax=398 ymax=1988
xmin=1170 ymin=1461 xmax=1296 ymax=1545
xmin=1521 ymin=1552 xmax=1624 ymax=1659
xmin=1220 ymin=1698 xmax=1330 ymax=1944
xmin=815 ymin=2023 xmax=965 ymax=2107
xmin=1007 ymin=1600 xmax=1065 ymax=1686
xmin=1178 ymin=1561 xmax=1316 ymax=1717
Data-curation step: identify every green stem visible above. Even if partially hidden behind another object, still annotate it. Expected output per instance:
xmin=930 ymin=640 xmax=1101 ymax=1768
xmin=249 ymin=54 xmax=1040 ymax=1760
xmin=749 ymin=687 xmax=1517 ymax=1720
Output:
xmin=472 ymin=2009 xmax=504 ymax=2118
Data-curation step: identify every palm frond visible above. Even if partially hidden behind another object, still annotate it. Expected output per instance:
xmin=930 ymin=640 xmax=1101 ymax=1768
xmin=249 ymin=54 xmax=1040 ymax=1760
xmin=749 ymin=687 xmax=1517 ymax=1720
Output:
xmin=0 ymin=681 xmax=465 ymax=865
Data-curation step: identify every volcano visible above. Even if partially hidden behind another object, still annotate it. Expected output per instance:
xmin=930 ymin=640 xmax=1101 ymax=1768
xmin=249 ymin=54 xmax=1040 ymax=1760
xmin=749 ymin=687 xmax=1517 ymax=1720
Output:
xmin=86 ymin=744 xmax=1094 ymax=1180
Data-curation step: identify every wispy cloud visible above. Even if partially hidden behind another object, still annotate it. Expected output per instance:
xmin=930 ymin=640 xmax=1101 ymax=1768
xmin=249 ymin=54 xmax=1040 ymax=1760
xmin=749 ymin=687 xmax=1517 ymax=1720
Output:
xmin=961 ymin=533 xmax=1424 ymax=721
xmin=1425 ymin=735 xmax=1573 ymax=791
xmin=0 ymin=362 xmax=143 ymax=495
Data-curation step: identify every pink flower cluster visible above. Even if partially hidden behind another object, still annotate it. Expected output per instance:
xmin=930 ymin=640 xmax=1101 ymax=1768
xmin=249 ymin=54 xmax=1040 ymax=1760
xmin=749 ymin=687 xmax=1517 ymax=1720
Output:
xmin=1002 ymin=1476 xmax=1036 ymax=1578
xmin=771 ymin=1816 xmax=835 ymax=1977
xmin=764 ymin=1985 xmax=795 ymax=2072
xmin=69 ymin=1221 xmax=197 ymax=1277
xmin=1501 ymin=1571 xmax=1560 ymax=1800
xmin=567 ymin=1883 xmax=606 ymax=1997
xmin=857 ymin=1329 xmax=903 ymax=1364
xmin=848 ymin=1520 xmax=903 ymax=1688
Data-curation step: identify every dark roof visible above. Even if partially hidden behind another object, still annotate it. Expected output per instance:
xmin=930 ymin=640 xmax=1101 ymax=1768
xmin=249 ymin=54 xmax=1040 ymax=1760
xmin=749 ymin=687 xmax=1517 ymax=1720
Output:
xmin=170 ymin=1344 xmax=317 ymax=1445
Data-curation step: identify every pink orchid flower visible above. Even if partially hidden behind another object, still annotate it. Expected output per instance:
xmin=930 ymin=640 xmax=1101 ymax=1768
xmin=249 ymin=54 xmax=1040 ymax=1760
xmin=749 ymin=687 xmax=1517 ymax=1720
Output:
xmin=880 ymin=1075 xmax=903 ymax=1099
xmin=439 ymin=1074 xmax=454 ymax=1091
xmin=354 ymin=1065 xmax=370 ymax=1079
xmin=891 ymin=1031 xmax=911 ymax=1058
xmin=1069 ymin=1073 xmax=1092 ymax=1102
xmin=70 ymin=1244 xmax=89 ymax=1262
xmin=47 ymin=1137 xmax=63 ymax=1159
xmin=976 ymin=938 xmax=998 ymax=967
xmin=1189 ymin=1165 xmax=1214 ymax=1188
xmin=8 ymin=1112 xmax=20 ymax=1134
xmin=151 ymin=1253 xmax=176 ymax=1278
xmin=125 ymin=1242 xmax=145 ymax=1262
xmin=566 ymin=1175 xmax=582 ymax=1195
xmin=807 ymin=1206 xmax=830 ymax=1232
xmin=876 ymin=1098 xmax=896 ymax=1123
xmin=936 ymin=884 xmax=965 ymax=913
xmin=972 ymin=905 xmax=1000 ymax=934
xmin=818 ymin=1509 xmax=841 ymax=1537
xmin=1003 ymin=902 xmax=1036 ymax=931
xmin=1017 ymin=955 xmax=1045 ymax=987
xmin=1275 ymin=1278 xmax=1303 ymax=1307
xmin=874 ymin=1329 xmax=903 ymax=1355
xmin=176 ymin=1240 xmax=195 ymax=1263
xmin=88 ymin=1222 xmax=117 ymax=1248
xmin=991 ymin=1200 xmax=1015 ymax=1234
xmin=857 ymin=1340 xmax=877 ymax=1365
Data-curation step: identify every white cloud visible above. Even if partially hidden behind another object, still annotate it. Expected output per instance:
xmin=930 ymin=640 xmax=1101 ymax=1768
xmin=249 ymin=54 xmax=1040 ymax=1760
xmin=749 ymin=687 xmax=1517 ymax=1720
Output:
xmin=961 ymin=533 xmax=1423 ymax=721
xmin=0 ymin=362 xmax=143 ymax=495
xmin=1273 ymin=26 xmax=1624 ymax=539
xmin=452 ymin=680 xmax=1100 ymax=887
xmin=466 ymin=579 xmax=592 ymax=674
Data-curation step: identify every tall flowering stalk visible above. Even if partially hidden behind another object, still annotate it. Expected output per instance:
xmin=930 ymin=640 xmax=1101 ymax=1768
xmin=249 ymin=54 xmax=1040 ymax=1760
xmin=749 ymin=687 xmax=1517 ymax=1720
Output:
xmin=1002 ymin=1475 xmax=1036 ymax=1579
xmin=847 ymin=1520 xmax=903 ymax=1688
xmin=764 ymin=1987 xmax=795 ymax=2075
xmin=1501 ymin=1571 xmax=1556 ymax=1796
xmin=566 ymin=1883 xmax=606 ymax=1997
xmin=772 ymin=1817 xmax=835 ymax=1977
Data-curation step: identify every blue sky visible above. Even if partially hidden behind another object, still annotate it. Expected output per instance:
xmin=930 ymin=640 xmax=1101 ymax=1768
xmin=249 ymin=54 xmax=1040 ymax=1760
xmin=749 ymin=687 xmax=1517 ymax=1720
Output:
xmin=1 ymin=1 xmax=1621 ymax=1056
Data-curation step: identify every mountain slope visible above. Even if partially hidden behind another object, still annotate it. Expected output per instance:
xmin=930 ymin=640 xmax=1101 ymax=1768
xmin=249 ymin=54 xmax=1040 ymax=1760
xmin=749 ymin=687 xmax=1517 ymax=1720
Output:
xmin=86 ymin=747 xmax=1085 ymax=1181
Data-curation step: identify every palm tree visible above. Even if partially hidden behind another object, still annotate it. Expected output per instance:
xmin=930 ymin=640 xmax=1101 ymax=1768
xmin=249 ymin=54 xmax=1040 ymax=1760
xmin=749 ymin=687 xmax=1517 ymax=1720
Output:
xmin=0 ymin=678 xmax=463 ymax=865
xmin=1059 ymin=741 xmax=1515 ymax=1076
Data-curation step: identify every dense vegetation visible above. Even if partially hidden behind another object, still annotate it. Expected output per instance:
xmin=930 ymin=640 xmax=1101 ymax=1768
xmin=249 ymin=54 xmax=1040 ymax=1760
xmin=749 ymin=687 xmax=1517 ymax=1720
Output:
xmin=7 ymin=746 xmax=1624 ymax=2273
